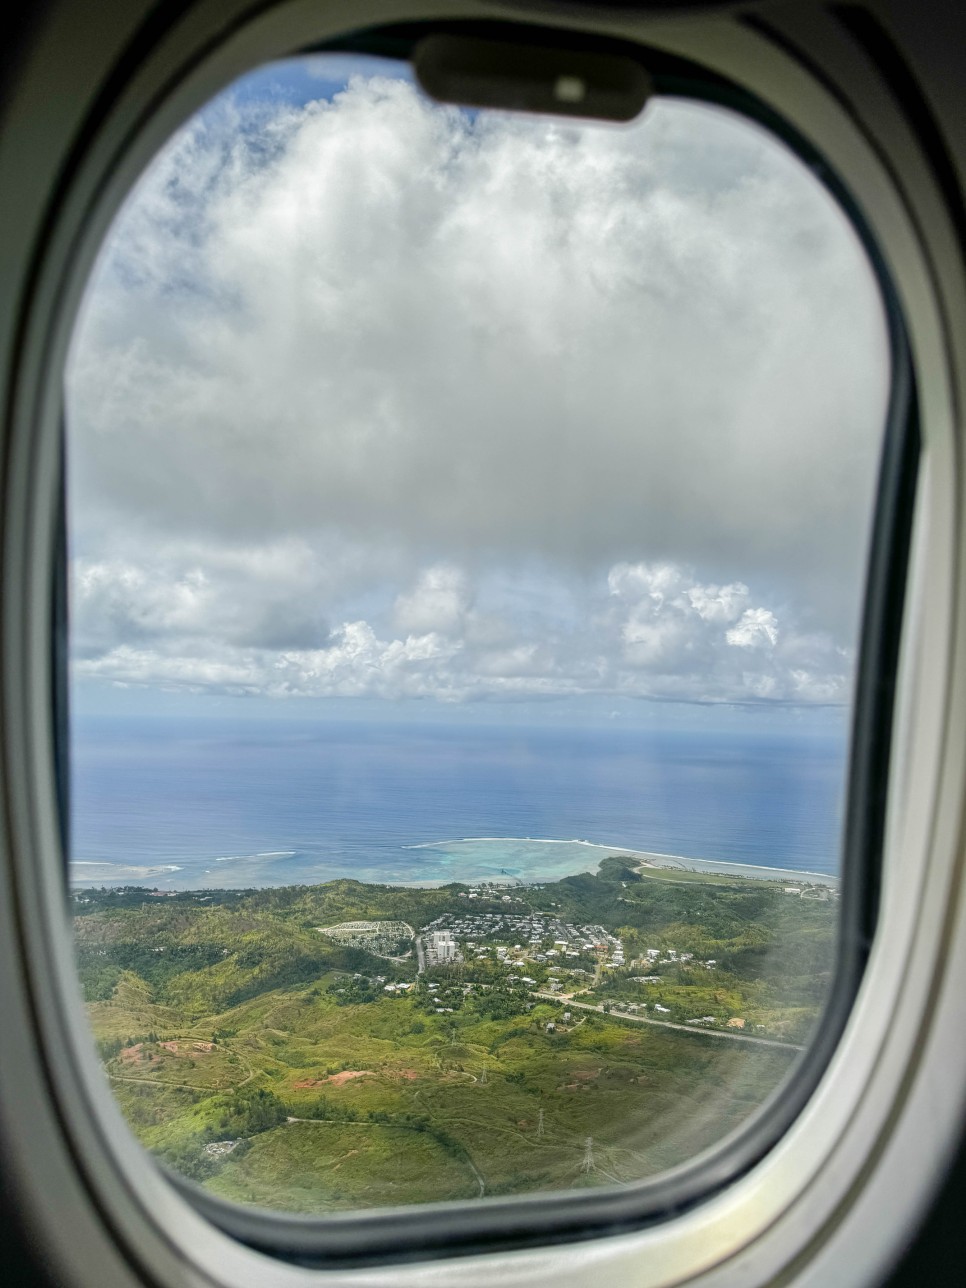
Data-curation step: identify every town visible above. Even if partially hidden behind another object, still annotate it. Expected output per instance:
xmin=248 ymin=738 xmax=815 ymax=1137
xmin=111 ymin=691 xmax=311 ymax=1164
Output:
xmin=316 ymin=899 xmax=745 ymax=1036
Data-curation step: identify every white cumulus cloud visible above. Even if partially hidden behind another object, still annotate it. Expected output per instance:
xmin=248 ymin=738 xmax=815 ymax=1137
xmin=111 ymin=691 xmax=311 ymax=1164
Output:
xmin=66 ymin=64 xmax=888 ymax=710
xmin=392 ymin=565 xmax=470 ymax=637
xmin=727 ymin=607 xmax=780 ymax=649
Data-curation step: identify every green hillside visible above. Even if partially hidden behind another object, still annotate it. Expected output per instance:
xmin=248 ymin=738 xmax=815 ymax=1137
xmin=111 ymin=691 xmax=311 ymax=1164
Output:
xmin=73 ymin=865 xmax=835 ymax=1212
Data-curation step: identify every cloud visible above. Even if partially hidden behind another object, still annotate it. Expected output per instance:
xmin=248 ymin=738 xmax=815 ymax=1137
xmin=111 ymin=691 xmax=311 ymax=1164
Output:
xmin=66 ymin=68 xmax=888 ymax=708
xmin=72 ymin=553 xmax=850 ymax=705
xmin=726 ymin=608 xmax=780 ymax=650
xmin=601 ymin=561 xmax=842 ymax=703
xmin=392 ymin=564 xmax=470 ymax=636
xmin=71 ymin=539 xmax=332 ymax=655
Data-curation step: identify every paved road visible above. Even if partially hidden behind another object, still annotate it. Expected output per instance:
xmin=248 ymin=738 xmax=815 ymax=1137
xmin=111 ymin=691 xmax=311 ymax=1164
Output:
xmin=532 ymin=993 xmax=804 ymax=1051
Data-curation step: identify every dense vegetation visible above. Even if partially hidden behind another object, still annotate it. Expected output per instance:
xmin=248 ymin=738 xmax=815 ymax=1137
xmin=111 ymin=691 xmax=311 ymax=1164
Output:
xmin=73 ymin=864 xmax=836 ymax=1212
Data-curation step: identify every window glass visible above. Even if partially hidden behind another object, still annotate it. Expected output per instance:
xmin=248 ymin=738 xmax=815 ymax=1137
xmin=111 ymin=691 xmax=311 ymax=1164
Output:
xmin=65 ymin=52 xmax=889 ymax=1214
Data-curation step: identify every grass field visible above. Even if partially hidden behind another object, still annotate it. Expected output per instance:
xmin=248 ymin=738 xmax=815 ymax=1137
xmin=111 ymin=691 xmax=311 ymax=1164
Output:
xmin=207 ymin=1121 xmax=480 ymax=1210
xmin=95 ymin=978 xmax=796 ymax=1210
xmin=75 ymin=869 xmax=832 ymax=1212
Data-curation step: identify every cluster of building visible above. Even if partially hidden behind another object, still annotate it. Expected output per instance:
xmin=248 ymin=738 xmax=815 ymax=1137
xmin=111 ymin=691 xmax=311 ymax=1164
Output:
xmin=203 ymin=1140 xmax=239 ymax=1157
xmin=421 ymin=908 xmax=575 ymax=949
xmin=607 ymin=1000 xmax=669 ymax=1015
xmin=784 ymin=884 xmax=834 ymax=901
xmin=632 ymin=947 xmax=719 ymax=972
xmin=419 ymin=911 xmax=625 ymax=969
xmin=315 ymin=919 xmax=415 ymax=958
xmin=426 ymin=929 xmax=460 ymax=966
xmin=457 ymin=887 xmax=527 ymax=902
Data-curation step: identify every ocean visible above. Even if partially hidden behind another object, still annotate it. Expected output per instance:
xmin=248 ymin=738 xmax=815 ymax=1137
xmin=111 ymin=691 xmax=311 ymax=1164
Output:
xmin=68 ymin=716 xmax=848 ymax=890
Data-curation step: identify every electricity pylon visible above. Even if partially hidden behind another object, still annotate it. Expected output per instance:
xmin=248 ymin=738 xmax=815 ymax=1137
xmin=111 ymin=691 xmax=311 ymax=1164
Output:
xmin=581 ymin=1136 xmax=595 ymax=1174
xmin=537 ymin=1108 xmax=545 ymax=1139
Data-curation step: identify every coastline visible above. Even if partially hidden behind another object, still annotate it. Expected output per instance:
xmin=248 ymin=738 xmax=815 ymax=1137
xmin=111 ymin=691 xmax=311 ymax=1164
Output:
xmin=69 ymin=835 xmax=839 ymax=892
xmin=390 ymin=836 xmax=839 ymax=890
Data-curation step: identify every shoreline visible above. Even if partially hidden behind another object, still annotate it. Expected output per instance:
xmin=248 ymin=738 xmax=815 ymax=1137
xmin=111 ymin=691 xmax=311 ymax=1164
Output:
xmin=401 ymin=836 xmax=839 ymax=888
xmin=69 ymin=835 xmax=839 ymax=892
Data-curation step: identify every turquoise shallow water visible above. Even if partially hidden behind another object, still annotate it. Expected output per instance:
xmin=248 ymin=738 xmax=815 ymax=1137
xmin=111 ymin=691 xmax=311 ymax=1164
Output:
xmin=70 ymin=718 xmax=846 ymax=890
xmin=400 ymin=837 xmax=839 ymax=888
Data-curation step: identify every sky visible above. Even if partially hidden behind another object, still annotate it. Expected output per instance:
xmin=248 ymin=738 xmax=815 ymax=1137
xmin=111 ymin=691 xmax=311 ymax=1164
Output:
xmin=65 ymin=54 xmax=890 ymax=730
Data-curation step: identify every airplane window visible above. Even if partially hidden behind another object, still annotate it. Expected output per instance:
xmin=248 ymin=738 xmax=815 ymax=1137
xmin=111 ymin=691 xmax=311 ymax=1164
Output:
xmin=63 ymin=43 xmax=892 ymax=1239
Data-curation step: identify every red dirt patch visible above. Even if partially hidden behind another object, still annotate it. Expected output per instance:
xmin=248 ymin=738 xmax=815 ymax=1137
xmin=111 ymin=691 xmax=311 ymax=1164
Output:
xmin=118 ymin=1043 xmax=160 ymax=1068
xmin=396 ymin=1069 xmax=420 ymax=1081
xmin=325 ymin=1070 xmax=375 ymax=1086
xmin=160 ymin=1041 xmax=180 ymax=1053
xmin=293 ymin=1070 xmax=375 ymax=1089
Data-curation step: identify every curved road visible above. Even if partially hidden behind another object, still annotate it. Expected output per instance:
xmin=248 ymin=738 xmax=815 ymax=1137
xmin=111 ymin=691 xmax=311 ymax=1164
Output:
xmin=532 ymin=993 xmax=804 ymax=1051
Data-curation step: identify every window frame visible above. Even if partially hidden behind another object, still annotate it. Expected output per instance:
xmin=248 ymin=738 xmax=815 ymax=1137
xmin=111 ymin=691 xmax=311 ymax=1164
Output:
xmin=0 ymin=3 xmax=960 ymax=1287
xmin=132 ymin=25 xmax=917 ymax=1266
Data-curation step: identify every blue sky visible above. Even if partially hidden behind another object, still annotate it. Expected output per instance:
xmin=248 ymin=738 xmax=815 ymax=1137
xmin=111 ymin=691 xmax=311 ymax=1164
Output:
xmin=222 ymin=54 xmax=414 ymax=113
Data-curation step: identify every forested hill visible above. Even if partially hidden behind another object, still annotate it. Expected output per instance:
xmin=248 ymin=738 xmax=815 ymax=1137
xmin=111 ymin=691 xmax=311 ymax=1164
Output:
xmin=72 ymin=863 xmax=836 ymax=1030
xmin=71 ymin=865 xmax=836 ymax=1210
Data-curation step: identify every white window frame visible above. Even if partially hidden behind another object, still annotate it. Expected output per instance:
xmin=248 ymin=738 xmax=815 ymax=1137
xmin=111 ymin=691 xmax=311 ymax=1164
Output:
xmin=1 ymin=3 xmax=964 ymax=1287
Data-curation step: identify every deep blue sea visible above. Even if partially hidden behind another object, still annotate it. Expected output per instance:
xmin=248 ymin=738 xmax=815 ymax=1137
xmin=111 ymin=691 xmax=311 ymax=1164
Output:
xmin=68 ymin=717 xmax=847 ymax=890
